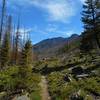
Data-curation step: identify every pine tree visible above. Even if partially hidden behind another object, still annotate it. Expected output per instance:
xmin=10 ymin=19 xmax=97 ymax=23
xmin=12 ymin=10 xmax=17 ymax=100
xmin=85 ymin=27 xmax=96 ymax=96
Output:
xmin=0 ymin=29 xmax=10 ymax=69
xmin=21 ymin=40 xmax=33 ymax=66
xmin=80 ymin=0 xmax=100 ymax=53
xmin=80 ymin=32 xmax=94 ymax=54
xmin=0 ymin=16 xmax=12 ymax=68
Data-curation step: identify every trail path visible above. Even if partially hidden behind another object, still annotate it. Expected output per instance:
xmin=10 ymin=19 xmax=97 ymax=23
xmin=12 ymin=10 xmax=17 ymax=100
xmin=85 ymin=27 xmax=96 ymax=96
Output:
xmin=12 ymin=76 xmax=51 ymax=100
xmin=40 ymin=76 xmax=51 ymax=100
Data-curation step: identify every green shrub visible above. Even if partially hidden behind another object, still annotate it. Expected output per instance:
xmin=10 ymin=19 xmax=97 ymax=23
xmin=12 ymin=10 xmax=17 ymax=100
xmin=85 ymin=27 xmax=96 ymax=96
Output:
xmin=30 ymin=91 xmax=41 ymax=100
xmin=0 ymin=66 xmax=41 ymax=98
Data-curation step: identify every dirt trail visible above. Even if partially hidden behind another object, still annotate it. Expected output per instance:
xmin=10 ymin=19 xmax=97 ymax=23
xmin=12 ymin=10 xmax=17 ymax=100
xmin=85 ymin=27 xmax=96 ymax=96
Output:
xmin=40 ymin=76 xmax=51 ymax=100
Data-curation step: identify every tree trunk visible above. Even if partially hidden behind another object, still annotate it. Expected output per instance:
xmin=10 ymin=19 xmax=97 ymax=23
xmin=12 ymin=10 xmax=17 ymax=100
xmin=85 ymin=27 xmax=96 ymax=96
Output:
xmin=95 ymin=34 xmax=100 ymax=49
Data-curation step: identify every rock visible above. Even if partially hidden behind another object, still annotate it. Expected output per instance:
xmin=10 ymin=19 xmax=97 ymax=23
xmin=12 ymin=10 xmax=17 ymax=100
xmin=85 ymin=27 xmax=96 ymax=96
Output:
xmin=12 ymin=95 xmax=30 ymax=100
xmin=0 ymin=92 xmax=7 ymax=100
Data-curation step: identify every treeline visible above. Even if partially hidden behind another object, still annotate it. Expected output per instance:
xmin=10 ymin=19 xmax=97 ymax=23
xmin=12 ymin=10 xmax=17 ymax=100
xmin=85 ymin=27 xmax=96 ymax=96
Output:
xmin=80 ymin=0 xmax=100 ymax=54
xmin=0 ymin=1 xmax=40 ymax=99
xmin=0 ymin=0 xmax=33 ymax=69
xmin=59 ymin=0 xmax=100 ymax=56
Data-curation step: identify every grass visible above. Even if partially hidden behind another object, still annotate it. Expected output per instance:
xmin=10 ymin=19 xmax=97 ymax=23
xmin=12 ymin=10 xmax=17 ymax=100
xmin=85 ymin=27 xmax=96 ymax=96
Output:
xmin=0 ymin=66 xmax=41 ymax=99
xmin=46 ymin=66 xmax=100 ymax=99
xmin=30 ymin=91 xmax=41 ymax=100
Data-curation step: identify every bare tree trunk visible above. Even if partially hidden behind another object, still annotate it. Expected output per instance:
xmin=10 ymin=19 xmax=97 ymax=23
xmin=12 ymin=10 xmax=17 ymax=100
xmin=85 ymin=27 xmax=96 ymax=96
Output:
xmin=0 ymin=0 xmax=6 ymax=43
xmin=0 ymin=0 xmax=6 ymax=68
xmin=15 ymin=17 xmax=20 ymax=65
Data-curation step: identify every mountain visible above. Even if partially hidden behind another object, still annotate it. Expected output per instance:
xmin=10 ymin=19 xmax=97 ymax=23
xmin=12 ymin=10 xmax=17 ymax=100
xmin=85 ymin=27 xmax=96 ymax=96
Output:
xmin=33 ymin=34 xmax=80 ymax=59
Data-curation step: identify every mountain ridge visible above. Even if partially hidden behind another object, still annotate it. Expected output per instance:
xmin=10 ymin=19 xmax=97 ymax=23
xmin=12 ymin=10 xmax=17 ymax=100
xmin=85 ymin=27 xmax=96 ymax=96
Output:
xmin=33 ymin=34 xmax=80 ymax=59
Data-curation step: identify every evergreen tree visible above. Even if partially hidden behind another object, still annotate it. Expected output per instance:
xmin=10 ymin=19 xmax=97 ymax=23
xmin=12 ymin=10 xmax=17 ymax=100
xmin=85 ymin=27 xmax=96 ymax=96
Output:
xmin=80 ymin=32 xmax=94 ymax=54
xmin=80 ymin=0 xmax=100 ymax=53
xmin=0 ymin=30 xmax=10 ymax=68
xmin=0 ymin=16 xmax=12 ymax=68
xmin=21 ymin=40 xmax=33 ymax=66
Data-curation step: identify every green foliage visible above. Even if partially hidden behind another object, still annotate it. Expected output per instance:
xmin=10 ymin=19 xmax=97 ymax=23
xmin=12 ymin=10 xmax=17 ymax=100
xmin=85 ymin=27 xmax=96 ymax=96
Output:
xmin=47 ymin=59 xmax=62 ymax=68
xmin=33 ymin=59 xmax=62 ymax=72
xmin=80 ymin=32 xmax=94 ymax=54
xmin=0 ymin=32 xmax=10 ymax=68
xmin=59 ymin=39 xmax=80 ymax=54
xmin=0 ymin=66 xmax=41 ymax=98
xmin=47 ymin=72 xmax=65 ymax=99
xmin=30 ymin=91 xmax=41 ymax=100
xmin=47 ymin=70 xmax=100 ymax=99
xmin=21 ymin=40 xmax=33 ymax=66
xmin=85 ymin=95 xmax=94 ymax=100
xmin=0 ymin=66 xmax=19 ymax=92
xmin=80 ymin=0 xmax=100 ymax=52
xmin=82 ymin=77 xmax=100 ymax=94
xmin=47 ymin=72 xmax=78 ymax=99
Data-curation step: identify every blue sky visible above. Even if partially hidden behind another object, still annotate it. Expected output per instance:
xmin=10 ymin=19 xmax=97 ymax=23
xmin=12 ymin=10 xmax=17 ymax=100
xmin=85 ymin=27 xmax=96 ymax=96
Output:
xmin=0 ymin=0 xmax=85 ymax=44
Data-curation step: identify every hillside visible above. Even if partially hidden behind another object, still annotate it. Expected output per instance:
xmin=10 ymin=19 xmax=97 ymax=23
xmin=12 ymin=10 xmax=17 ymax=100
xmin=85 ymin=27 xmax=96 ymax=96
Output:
xmin=33 ymin=34 xmax=80 ymax=59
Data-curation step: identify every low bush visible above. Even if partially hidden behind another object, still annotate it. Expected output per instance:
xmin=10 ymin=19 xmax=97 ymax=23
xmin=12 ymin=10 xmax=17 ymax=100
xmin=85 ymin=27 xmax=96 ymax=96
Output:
xmin=0 ymin=66 xmax=41 ymax=99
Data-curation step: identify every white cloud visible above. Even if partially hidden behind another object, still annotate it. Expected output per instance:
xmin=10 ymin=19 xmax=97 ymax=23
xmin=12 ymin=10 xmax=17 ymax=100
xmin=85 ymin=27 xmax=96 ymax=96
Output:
xmin=8 ymin=0 xmax=77 ymax=23
xmin=46 ymin=3 xmax=74 ymax=22
xmin=31 ymin=0 xmax=76 ymax=22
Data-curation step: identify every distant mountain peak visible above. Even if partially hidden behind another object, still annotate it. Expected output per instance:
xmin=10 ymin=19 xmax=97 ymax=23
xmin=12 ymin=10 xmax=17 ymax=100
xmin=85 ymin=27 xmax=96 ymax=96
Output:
xmin=33 ymin=34 xmax=80 ymax=59
xmin=70 ymin=34 xmax=79 ymax=38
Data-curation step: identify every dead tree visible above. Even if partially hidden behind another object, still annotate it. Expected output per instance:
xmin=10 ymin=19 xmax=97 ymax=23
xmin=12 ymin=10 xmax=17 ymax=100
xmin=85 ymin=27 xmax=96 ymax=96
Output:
xmin=0 ymin=0 xmax=6 ymax=44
